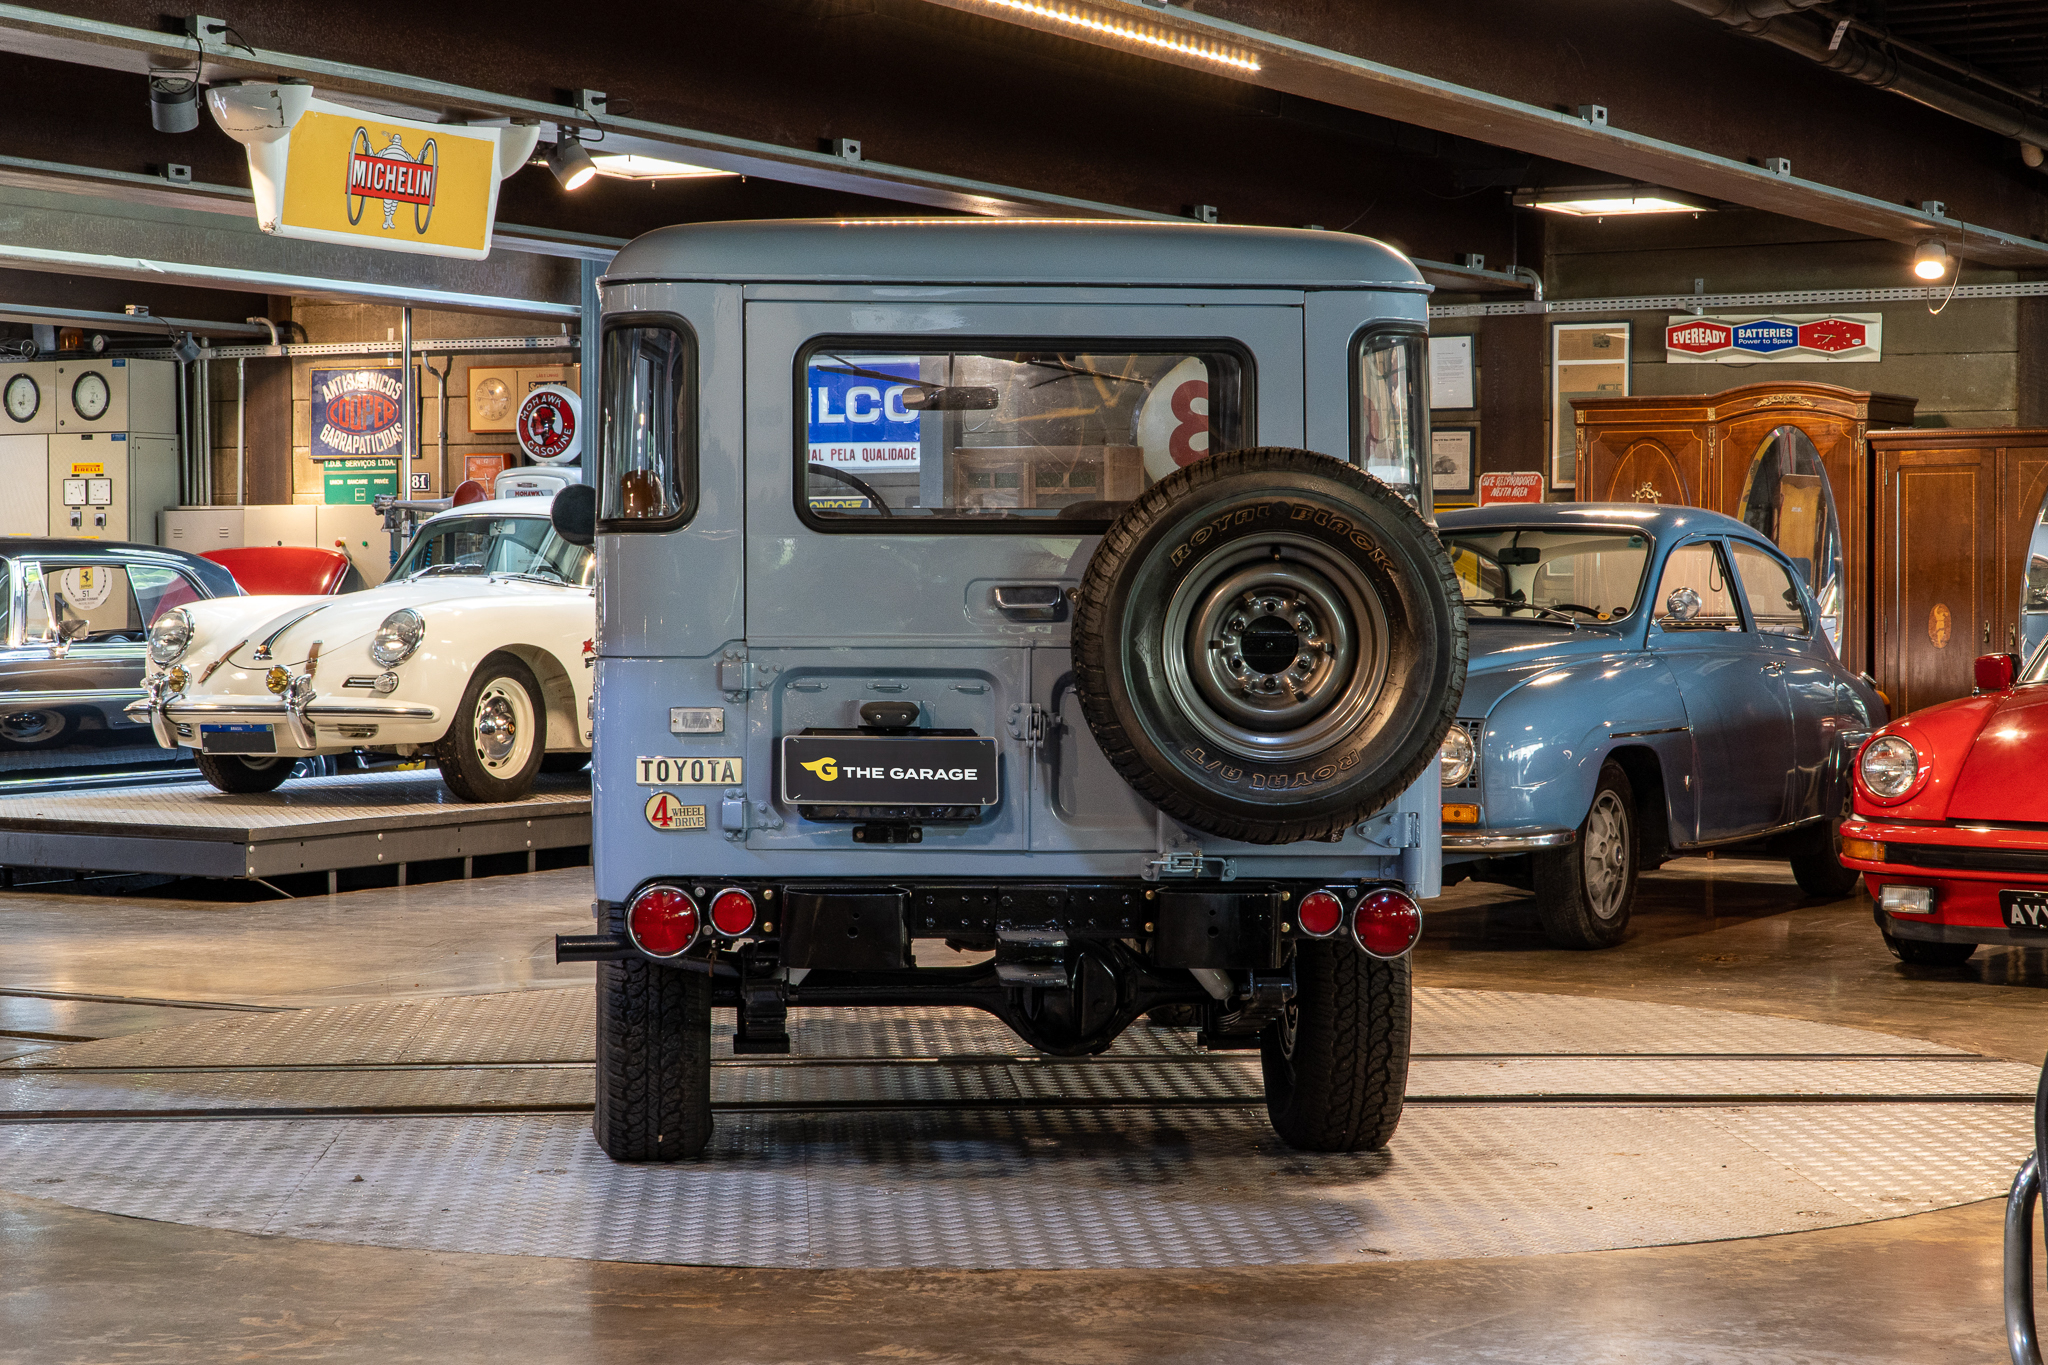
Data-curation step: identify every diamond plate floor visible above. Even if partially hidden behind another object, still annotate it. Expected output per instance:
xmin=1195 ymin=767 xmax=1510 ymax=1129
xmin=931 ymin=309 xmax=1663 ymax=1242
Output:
xmin=0 ymin=986 xmax=2031 ymax=1270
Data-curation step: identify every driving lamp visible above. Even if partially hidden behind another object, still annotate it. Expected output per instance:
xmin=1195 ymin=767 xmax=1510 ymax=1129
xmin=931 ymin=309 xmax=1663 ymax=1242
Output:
xmin=1438 ymin=725 xmax=1475 ymax=786
xmin=1877 ymin=884 xmax=1934 ymax=916
xmin=1859 ymin=735 xmax=1920 ymax=798
xmin=1911 ymin=240 xmax=1950 ymax=281
xmin=369 ymin=609 xmax=425 ymax=667
xmin=149 ymin=607 xmax=193 ymax=665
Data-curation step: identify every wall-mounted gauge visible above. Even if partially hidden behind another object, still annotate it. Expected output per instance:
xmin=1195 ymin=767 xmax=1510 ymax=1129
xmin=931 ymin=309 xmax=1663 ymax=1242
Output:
xmin=71 ymin=370 xmax=110 ymax=422
xmin=3 ymin=372 xmax=38 ymax=424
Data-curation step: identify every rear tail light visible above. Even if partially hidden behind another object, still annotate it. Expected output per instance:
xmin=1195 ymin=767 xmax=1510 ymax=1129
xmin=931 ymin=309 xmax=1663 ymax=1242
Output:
xmin=1296 ymin=889 xmax=1344 ymax=938
xmin=1353 ymin=889 xmax=1422 ymax=958
xmin=709 ymin=887 xmax=757 ymax=937
xmin=626 ymin=884 xmax=699 ymax=957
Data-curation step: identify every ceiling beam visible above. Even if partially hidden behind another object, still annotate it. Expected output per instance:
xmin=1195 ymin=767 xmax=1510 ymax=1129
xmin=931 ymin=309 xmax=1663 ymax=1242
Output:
xmin=917 ymin=0 xmax=2048 ymax=268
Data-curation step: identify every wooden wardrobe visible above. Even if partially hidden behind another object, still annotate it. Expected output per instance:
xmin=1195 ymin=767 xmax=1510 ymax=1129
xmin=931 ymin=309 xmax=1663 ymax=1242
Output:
xmin=1572 ymin=381 xmax=1918 ymax=678
xmin=1868 ymin=429 xmax=2048 ymax=716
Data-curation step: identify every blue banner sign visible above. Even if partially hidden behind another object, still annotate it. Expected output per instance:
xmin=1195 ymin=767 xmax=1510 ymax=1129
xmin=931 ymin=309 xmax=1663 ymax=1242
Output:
xmin=805 ymin=357 xmax=923 ymax=472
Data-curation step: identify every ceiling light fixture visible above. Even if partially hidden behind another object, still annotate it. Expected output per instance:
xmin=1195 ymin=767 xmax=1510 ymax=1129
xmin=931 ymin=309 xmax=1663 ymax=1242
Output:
xmin=1514 ymin=187 xmax=1709 ymax=217
xmin=546 ymin=135 xmax=598 ymax=191
xmin=973 ymin=0 xmax=1260 ymax=72
xmin=1912 ymin=239 xmax=1951 ymax=281
xmin=588 ymin=153 xmax=734 ymax=181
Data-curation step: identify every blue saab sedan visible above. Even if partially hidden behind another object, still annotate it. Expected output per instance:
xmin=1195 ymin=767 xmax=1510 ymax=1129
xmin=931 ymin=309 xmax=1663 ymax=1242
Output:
xmin=1433 ymin=504 xmax=1885 ymax=948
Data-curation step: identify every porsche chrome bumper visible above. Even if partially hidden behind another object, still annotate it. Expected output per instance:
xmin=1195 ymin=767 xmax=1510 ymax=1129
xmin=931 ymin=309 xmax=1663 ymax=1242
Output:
xmin=125 ymin=693 xmax=439 ymax=749
xmin=1442 ymin=826 xmax=1578 ymax=853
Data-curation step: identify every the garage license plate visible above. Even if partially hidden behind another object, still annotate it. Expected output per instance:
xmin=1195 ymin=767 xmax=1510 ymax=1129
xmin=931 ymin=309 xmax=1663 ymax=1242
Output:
xmin=2000 ymin=890 xmax=2048 ymax=930
xmin=781 ymin=734 xmax=999 ymax=806
xmin=200 ymin=723 xmax=276 ymax=755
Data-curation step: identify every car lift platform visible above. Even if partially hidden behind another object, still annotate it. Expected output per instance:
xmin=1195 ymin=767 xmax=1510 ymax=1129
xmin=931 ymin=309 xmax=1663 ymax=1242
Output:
xmin=0 ymin=769 xmax=590 ymax=884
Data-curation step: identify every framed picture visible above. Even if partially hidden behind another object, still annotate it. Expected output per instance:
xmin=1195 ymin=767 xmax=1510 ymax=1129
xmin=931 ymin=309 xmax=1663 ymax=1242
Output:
xmin=1430 ymin=426 xmax=1475 ymax=496
xmin=1551 ymin=322 xmax=1630 ymax=491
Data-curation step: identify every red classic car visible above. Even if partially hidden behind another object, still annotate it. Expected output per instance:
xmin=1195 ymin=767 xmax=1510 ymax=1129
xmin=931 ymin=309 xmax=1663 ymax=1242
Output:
xmin=1840 ymin=651 xmax=2048 ymax=965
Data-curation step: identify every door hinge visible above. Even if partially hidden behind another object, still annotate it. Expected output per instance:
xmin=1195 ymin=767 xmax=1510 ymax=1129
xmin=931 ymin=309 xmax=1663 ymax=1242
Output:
xmin=717 ymin=649 xmax=750 ymax=699
xmin=1356 ymin=809 xmax=1423 ymax=850
xmin=1007 ymin=701 xmax=1052 ymax=747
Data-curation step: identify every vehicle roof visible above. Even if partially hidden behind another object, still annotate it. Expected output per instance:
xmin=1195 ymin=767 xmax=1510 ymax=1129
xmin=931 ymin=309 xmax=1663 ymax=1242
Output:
xmin=416 ymin=497 xmax=558 ymax=529
xmin=0 ymin=536 xmax=241 ymax=591
xmin=1437 ymin=502 xmax=1773 ymax=545
xmin=606 ymin=218 xmax=1429 ymax=292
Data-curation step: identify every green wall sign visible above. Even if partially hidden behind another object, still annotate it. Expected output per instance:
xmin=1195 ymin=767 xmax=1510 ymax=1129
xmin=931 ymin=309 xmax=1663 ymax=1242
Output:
xmin=323 ymin=458 xmax=398 ymax=505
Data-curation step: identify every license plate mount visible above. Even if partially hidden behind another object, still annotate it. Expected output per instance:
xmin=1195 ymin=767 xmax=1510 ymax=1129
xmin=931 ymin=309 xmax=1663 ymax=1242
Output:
xmin=1999 ymin=889 xmax=2048 ymax=930
xmin=200 ymin=723 xmax=276 ymax=756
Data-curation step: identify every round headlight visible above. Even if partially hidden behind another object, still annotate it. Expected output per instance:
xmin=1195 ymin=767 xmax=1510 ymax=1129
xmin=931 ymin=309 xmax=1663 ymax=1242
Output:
xmin=369 ymin=608 xmax=424 ymax=667
xmin=1439 ymin=724 xmax=1475 ymax=787
xmin=1859 ymin=735 xmax=1920 ymax=799
xmin=148 ymin=607 xmax=192 ymax=665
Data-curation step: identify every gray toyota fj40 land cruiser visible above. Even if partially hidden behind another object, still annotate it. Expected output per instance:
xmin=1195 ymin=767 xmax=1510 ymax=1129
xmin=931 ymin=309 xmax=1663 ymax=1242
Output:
xmin=554 ymin=218 xmax=1466 ymax=1161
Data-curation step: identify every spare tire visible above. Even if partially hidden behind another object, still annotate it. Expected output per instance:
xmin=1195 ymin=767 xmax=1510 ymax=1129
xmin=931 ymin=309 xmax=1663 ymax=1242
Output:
xmin=1072 ymin=448 xmax=1465 ymax=845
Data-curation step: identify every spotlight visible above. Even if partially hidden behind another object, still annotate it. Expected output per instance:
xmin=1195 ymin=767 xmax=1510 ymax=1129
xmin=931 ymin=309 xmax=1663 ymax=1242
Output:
xmin=149 ymin=73 xmax=200 ymax=133
xmin=546 ymin=135 xmax=597 ymax=191
xmin=1912 ymin=239 xmax=1950 ymax=281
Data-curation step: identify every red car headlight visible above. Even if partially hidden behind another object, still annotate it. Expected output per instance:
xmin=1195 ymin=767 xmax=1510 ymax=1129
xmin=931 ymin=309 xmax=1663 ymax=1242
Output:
xmin=1857 ymin=734 xmax=1924 ymax=803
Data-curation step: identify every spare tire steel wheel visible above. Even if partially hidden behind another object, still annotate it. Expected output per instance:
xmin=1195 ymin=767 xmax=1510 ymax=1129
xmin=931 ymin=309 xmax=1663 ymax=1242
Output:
xmin=1073 ymin=448 xmax=1466 ymax=844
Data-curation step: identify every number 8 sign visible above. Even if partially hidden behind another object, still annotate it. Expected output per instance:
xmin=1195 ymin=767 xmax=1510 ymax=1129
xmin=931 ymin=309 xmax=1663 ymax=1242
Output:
xmin=1137 ymin=357 xmax=1213 ymax=482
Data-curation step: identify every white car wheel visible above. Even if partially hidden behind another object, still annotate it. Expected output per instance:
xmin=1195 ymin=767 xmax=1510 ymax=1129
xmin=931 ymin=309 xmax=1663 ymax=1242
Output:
xmin=473 ymin=677 xmax=536 ymax=775
xmin=435 ymin=655 xmax=547 ymax=803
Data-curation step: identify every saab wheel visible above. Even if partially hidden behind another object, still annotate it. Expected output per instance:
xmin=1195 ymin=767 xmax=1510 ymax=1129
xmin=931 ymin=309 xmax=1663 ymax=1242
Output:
xmin=195 ymin=752 xmax=295 ymax=794
xmin=1882 ymin=931 xmax=1977 ymax=967
xmin=594 ymin=960 xmax=713 ymax=1162
xmin=1261 ymin=939 xmax=1411 ymax=1152
xmin=1790 ymin=800 xmax=1862 ymax=899
xmin=540 ymin=752 xmax=591 ymax=774
xmin=1072 ymin=448 xmax=1466 ymax=845
xmin=434 ymin=654 xmax=545 ymax=802
xmin=1533 ymin=761 xmax=1636 ymax=949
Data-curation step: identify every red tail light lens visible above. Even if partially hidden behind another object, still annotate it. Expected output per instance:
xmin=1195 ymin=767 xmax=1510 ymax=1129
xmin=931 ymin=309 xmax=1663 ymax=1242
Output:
xmin=627 ymin=885 xmax=699 ymax=957
xmin=1353 ymin=889 xmax=1421 ymax=958
xmin=710 ymin=887 xmax=757 ymax=937
xmin=1297 ymin=889 xmax=1344 ymax=937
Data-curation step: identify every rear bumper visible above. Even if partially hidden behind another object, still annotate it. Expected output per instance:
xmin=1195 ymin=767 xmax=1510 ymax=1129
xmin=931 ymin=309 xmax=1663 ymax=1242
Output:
xmin=1844 ymin=817 xmax=2048 ymax=941
xmin=1442 ymin=826 xmax=1576 ymax=854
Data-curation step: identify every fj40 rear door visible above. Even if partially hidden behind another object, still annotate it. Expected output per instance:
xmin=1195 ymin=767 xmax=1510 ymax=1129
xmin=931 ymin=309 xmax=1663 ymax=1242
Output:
xmin=739 ymin=295 xmax=1304 ymax=857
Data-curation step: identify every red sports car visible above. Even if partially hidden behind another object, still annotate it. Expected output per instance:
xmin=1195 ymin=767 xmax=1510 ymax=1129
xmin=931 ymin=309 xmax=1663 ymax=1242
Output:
xmin=1840 ymin=651 xmax=2048 ymax=966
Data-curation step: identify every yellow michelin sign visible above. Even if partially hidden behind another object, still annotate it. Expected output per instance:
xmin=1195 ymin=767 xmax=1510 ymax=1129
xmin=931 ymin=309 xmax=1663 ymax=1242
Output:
xmin=211 ymin=86 xmax=514 ymax=261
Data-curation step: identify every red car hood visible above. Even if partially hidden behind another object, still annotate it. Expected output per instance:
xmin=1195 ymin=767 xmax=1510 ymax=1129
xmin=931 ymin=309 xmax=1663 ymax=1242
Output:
xmin=1942 ymin=687 xmax=2048 ymax=822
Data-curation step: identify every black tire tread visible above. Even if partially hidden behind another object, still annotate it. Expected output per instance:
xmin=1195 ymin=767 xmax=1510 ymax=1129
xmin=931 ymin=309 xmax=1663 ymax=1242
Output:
xmin=1071 ymin=447 xmax=1467 ymax=845
xmin=1532 ymin=761 xmax=1636 ymax=950
xmin=1261 ymin=940 xmax=1411 ymax=1152
xmin=195 ymin=752 xmax=294 ymax=794
xmin=594 ymin=960 xmax=713 ymax=1162
xmin=434 ymin=652 xmax=546 ymax=803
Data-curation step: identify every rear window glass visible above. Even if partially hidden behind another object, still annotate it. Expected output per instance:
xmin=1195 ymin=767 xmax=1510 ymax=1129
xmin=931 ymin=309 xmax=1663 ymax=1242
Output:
xmin=799 ymin=343 xmax=1249 ymax=526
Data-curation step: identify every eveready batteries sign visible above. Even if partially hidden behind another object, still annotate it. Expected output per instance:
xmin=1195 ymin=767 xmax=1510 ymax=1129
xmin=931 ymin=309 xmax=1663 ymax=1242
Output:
xmin=1665 ymin=314 xmax=1882 ymax=364
xmin=806 ymin=358 xmax=923 ymax=471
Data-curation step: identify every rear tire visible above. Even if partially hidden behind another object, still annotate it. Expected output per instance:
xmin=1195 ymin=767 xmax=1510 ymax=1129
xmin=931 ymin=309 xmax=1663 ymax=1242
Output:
xmin=1533 ymin=761 xmax=1637 ymax=949
xmin=1882 ymin=931 xmax=1977 ymax=967
xmin=435 ymin=654 xmax=545 ymax=802
xmin=594 ymin=960 xmax=713 ymax=1162
xmin=195 ymin=752 xmax=295 ymax=794
xmin=1260 ymin=939 xmax=1411 ymax=1152
xmin=1790 ymin=802 xmax=1862 ymax=899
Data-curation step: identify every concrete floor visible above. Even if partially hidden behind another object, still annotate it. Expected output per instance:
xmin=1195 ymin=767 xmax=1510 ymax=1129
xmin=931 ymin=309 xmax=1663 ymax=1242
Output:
xmin=0 ymin=854 xmax=2042 ymax=1362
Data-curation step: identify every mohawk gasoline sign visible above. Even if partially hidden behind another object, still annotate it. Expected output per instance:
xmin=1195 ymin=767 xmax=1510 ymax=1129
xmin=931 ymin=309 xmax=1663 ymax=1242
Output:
xmin=273 ymin=99 xmax=501 ymax=259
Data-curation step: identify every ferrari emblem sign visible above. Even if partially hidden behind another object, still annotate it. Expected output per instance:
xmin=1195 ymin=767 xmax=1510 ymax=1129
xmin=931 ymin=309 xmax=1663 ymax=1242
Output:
xmin=1665 ymin=313 xmax=1882 ymax=363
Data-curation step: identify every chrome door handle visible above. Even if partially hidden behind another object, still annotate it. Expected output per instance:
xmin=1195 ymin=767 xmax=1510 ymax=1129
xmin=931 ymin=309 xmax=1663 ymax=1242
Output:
xmin=992 ymin=585 xmax=1067 ymax=622
xmin=1762 ymin=660 xmax=1785 ymax=676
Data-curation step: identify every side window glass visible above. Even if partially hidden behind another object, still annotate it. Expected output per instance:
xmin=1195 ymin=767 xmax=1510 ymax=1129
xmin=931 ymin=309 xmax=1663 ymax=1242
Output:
xmin=1728 ymin=543 xmax=1810 ymax=638
xmin=1355 ymin=328 xmax=1429 ymax=516
xmin=45 ymin=564 xmax=144 ymax=642
xmin=126 ymin=566 xmax=203 ymax=625
xmin=20 ymin=563 xmax=48 ymax=642
xmin=1653 ymin=542 xmax=1743 ymax=632
xmin=599 ymin=322 xmax=696 ymax=526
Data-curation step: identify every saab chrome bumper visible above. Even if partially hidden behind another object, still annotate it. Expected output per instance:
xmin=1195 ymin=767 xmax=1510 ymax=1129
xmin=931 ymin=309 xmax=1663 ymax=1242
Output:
xmin=1442 ymin=826 xmax=1577 ymax=853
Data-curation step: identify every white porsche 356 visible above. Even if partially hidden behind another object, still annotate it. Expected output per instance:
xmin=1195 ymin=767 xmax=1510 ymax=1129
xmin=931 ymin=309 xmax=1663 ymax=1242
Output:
xmin=130 ymin=497 xmax=594 ymax=801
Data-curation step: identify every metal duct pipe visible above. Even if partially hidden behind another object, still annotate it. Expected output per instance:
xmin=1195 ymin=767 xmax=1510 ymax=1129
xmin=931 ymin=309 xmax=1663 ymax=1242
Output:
xmin=1669 ymin=0 xmax=2048 ymax=157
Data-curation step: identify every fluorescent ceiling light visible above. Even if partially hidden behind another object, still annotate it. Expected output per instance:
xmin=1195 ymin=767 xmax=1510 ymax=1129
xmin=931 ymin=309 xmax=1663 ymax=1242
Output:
xmin=590 ymin=154 xmax=734 ymax=181
xmin=1516 ymin=188 xmax=1709 ymax=217
xmin=974 ymin=0 xmax=1260 ymax=72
